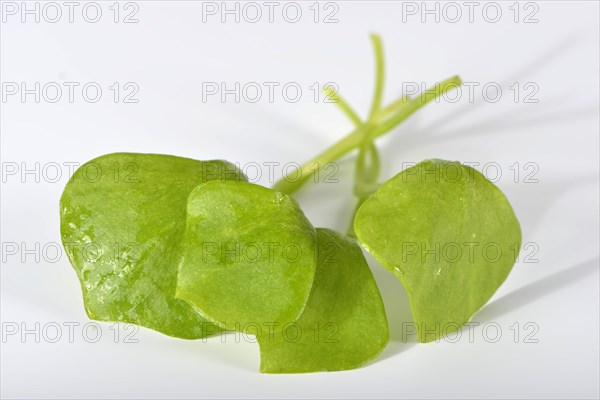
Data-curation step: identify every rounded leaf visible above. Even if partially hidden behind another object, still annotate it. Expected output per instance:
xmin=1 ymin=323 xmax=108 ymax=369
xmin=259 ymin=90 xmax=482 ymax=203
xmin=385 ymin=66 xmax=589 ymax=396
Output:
xmin=354 ymin=159 xmax=521 ymax=342
xmin=258 ymin=228 xmax=389 ymax=373
xmin=60 ymin=152 xmax=246 ymax=339
xmin=176 ymin=181 xmax=317 ymax=331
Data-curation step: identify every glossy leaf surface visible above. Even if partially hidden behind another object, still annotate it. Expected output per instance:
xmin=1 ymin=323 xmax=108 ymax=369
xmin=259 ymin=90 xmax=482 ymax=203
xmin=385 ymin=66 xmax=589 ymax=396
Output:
xmin=259 ymin=228 xmax=389 ymax=373
xmin=354 ymin=159 xmax=521 ymax=342
xmin=60 ymin=152 xmax=246 ymax=338
xmin=176 ymin=181 xmax=317 ymax=331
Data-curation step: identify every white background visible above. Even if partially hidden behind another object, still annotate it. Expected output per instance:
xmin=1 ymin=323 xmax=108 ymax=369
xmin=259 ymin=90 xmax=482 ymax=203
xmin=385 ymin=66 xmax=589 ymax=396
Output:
xmin=1 ymin=1 xmax=599 ymax=398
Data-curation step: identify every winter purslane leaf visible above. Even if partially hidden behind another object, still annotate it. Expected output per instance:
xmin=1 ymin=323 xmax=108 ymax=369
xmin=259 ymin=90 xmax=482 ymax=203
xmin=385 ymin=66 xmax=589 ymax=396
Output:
xmin=258 ymin=228 xmax=389 ymax=373
xmin=175 ymin=181 xmax=318 ymax=331
xmin=60 ymin=152 xmax=246 ymax=339
xmin=354 ymin=159 xmax=521 ymax=342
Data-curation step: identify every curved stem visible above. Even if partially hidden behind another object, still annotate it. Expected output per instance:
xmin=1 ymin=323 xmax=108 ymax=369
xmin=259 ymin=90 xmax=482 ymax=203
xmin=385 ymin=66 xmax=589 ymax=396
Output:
xmin=355 ymin=142 xmax=380 ymax=188
xmin=353 ymin=33 xmax=385 ymax=212
xmin=368 ymin=34 xmax=385 ymax=120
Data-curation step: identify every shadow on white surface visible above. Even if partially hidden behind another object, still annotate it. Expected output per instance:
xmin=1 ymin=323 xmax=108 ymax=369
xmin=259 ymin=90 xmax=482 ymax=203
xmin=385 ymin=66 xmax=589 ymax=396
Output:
xmin=368 ymin=260 xmax=418 ymax=362
xmin=507 ymin=174 xmax=599 ymax=237
xmin=418 ymin=35 xmax=587 ymax=134
xmin=382 ymin=34 xmax=597 ymax=154
xmin=369 ymin=256 xmax=599 ymax=365
xmin=476 ymin=256 xmax=599 ymax=322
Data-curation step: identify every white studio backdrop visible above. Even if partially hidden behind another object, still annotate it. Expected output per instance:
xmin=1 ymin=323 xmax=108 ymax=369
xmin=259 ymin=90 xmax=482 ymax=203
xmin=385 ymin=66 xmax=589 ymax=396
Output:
xmin=1 ymin=1 xmax=599 ymax=399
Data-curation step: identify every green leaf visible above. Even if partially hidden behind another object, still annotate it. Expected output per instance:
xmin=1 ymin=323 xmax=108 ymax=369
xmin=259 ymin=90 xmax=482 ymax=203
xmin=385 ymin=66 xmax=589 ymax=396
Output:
xmin=60 ymin=152 xmax=246 ymax=339
xmin=176 ymin=181 xmax=317 ymax=332
xmin=354 ymin=159 xmax=521 ymax=343
xmin=258 ymin=228 xmax=389 ymax=373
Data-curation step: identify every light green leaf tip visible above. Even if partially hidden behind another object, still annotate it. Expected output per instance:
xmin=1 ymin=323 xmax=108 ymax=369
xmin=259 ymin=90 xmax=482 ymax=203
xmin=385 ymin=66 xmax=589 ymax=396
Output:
xmin=175 ymin=181 xmax=318 ymax=332
xmin=59 ymin=152 xmax=247 ymax=339
xmin=258 ymin=228 xmax=389 ymax=373
xmin=354 ymin=159 xmax=521 ymax=343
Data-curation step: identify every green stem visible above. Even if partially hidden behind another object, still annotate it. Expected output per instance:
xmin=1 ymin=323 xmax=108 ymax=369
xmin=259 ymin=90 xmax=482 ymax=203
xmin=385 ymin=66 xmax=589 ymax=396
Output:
xmin=272 ymin=75 xmax=462 ymax=195
xmin=350 ymin=33 xmax=385 ymax=236
xmin=374 ymin=76 xmax=462 ymax=138
xmin=367 ymin=34 xmax=385 ymax=120
xmin=355 ymin=142 xmax=380 ymax=188
xmin=357 ymin=33 xmax=385 ymax=188
xmin=323 ymin=86 xmax=362 ymax=126
xmin=271 ymin=127 xmax=366 ymax=194
xmin=379 ymin=95 xmax=409 ymax=119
